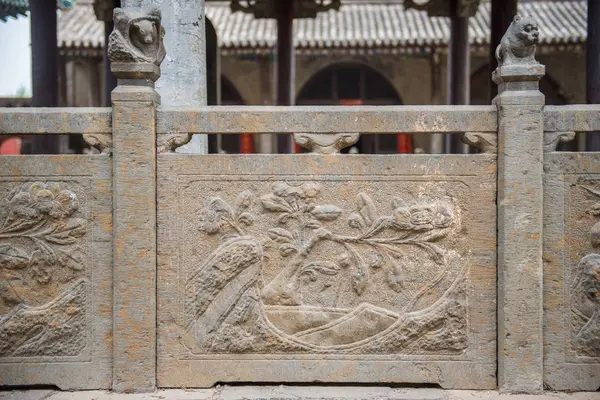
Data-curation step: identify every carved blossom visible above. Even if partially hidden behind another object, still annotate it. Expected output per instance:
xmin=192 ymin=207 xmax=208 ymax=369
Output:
xmin=198 ymin=190 xmax=255 ymax=235
xmin=196 ymin=183 xmax=458 ymax=304
xmin=0 ymin=183 xmax=86 ymax=295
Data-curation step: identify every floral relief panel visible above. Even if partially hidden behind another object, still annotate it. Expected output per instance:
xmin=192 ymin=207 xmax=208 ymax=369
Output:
xmin=543 ymin=152 xmax=600 ymax=391
xmin=157 ymin=155 xmax=497 ymax=389
xmin=0 ymin=155 xmax=112 ymax=390
xmin=186 ymin=181 xmax=466 ymax=355
xmin=0 ymin=181 xmax=89 ymax=358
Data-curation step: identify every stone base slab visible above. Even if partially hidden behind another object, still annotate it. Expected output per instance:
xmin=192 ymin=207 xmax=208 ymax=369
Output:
xmin=0 ymin=387 xmax=598 ymax=400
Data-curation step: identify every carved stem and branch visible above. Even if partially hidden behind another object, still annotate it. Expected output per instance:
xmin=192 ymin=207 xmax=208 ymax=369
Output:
xmin=198 ymin=183 xmax=457 ymax=308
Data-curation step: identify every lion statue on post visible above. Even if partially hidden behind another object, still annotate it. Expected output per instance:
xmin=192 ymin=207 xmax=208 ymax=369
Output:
xmin=495 ymin=15 xmax=540 ymax=67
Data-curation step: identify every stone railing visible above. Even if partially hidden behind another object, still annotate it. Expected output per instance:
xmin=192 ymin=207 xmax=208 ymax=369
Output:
xmin=0 ymin=8 xmax=599 ymax=395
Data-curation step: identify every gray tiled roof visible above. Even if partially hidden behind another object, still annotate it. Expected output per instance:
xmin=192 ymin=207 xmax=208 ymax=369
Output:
xmin=58 ymin=0 xmax=104 ymax=52
xmin=0 ymin=0 xmax=28 ymax=21
xmin=57 ymin=0 xmax=587 ymax=54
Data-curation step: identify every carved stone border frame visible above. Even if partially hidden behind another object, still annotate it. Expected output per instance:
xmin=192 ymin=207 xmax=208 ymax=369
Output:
xmin=0 ymin=155 xmax=112 ymax=390
xmin=156 ymin=153 xmax=497 ymax=389
xmin=543 ymin=152 xmax=600 ymax=391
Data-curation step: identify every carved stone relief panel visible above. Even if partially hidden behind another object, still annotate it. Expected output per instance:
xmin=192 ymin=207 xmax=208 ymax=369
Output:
xmin=543 ymin=153 xmax=600 ymax=391
xmin=0 ymin=156 xmax=112 ymax=389
xmin=157 ymin=154 xmax=497 ymax=389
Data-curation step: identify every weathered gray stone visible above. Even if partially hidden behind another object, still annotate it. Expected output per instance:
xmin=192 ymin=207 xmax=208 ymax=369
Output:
xmin=0 ymin=108 xmax=112 ymax=135
xmin=493 ymin=18 xmax=545 ymax=393
xmin=544 ymin=105 xmax=600 ymax=133
xmin=0 ymin=156 xmax=112 ymax=389
xmin=0 ymin=390 xmax=54 ymax=400
xmin=460 ymin=132 xmax=497 ymax=154
xmin=120 ymin=0 xmax=209 ymax=154
xmin=109 ymin=6 xmax=161 ymax=393
xmin=543 ymin=152 xmax=600 ymax=391
xmin=157 ymin=154 xmax=497 ymax=389
xmin=109 ymin=8 xmax=166 ymax=67
xmin=218 ymin=386 xmax=446 ymax=400
xmin=543 ymin=131 xmax=576 ymax=153
xmin=495 ymin=15 xmax=539 ymax=68
xmin=293 ymin=132 xmax=360 ymax=154
xmin=156 ymin=106 xmax=498 ymax=135
xmin=5 ymin=388 xmax=600 ymax=400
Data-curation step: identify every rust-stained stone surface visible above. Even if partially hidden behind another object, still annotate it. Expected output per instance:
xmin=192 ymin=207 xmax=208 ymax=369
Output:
xmin=0 ymin=155 xmax=112 ymax=389
xmin=157 ymin=154 xmax=497 ymax=389
xmin=111 ymin=87 xmax=158 ymax=393
xmin=107 ymin=5 xmax=163 ymax=393
xmin=155 ymin=106 xmax=498 ymax=135
xmin=543 ymin=152 xmax=600 ymax=391
xmin=493 ymin=15 xmax=545 ymax=392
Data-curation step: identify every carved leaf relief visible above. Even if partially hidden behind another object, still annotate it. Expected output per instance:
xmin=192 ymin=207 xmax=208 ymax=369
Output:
xmin=0 ymin=182 xmax=88 ymax=358
xmin=571 ymin=182 xmax=600 ymax=357
xmin=184 ymin=182 xmax=468 ymax=355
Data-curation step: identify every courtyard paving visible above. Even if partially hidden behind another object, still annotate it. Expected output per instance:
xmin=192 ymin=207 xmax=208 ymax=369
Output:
xmin=0 ymin=387 xmax=598 ymax=400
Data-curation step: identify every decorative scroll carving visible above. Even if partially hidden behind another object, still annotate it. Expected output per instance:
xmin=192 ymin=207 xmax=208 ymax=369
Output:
xmin=495 ymin=15 xmax=540 ymax=67
xmin=108 ymin=7 xmax=166 ymax=66
xmin=184 ymin=183 xmax=467 ymax=354
xmin=83 ymin=133 xmax=112 ymax=154
xmin=293 ymin=133 xmax=359 ymax=154
xmin=572 ymin=183 xmax=600 ymax=357
xmin=461 ymin=132 xmax=497 ymax=154
xmin=0 ymin=182 xmax=88 ymax=357
xmin=544 ymin=131 xmax=576 ymax=152
xmin=157 ymin=133 xmax=192 ymax=153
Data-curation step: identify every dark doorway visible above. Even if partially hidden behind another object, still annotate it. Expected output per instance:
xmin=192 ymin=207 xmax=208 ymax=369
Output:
xmin=217 ymin=77 xmax=254 ymax=154
xmin=296 ymin=64 xmax=408 ymax=154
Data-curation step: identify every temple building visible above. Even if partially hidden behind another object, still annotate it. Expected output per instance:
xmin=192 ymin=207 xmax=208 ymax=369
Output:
xmin=0 ymin=0 xmax=592 ymax=153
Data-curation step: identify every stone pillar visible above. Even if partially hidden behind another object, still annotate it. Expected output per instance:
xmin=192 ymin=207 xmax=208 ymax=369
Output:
xmin=122 ymin=0 xmax=207 ymax=154
xmin=587 ymin=0 xmax=600 ymax=150
xmin=275 ymin=0 xmax=295 ymax=154
xmin=446 ymin=14 xmax=470 ymax=154
xmin=30 ymin=0 xmax=59 ymax=154
xmin=108 ymin=7 xmax=165 ymax=392
xmin=494 ymin=16 xmax=544 ymax=394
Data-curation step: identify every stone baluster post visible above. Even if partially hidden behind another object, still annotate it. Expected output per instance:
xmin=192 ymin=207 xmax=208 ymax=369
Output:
xmin=494 ymin=15 xmax=545 ymax=393
xmin=108 ymin=7 xmax=165 ymax=392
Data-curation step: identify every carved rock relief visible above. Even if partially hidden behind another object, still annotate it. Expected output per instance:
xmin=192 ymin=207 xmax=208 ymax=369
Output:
xmin=495 ymin=15 xmax=540 ymax=68
xmin=571 ymin=182 xmax=600 ymax=358
xmin=182 ymin=181 xmax=468 ymax=355
xmin=0 ymin=182 xmax=88 ymax=357
xmin=108 ymin=7 xmax=166 ymax=66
